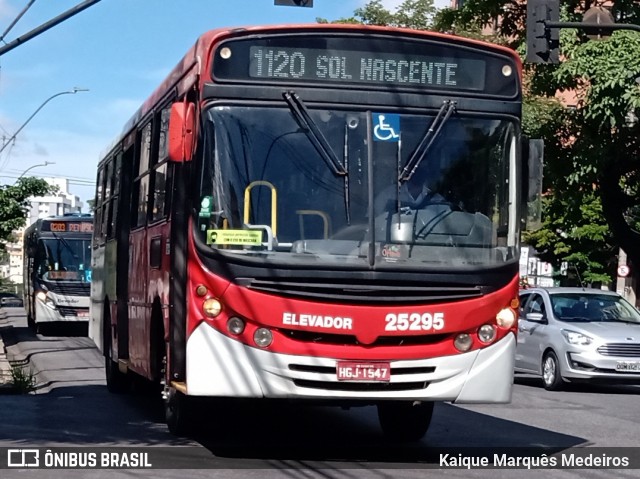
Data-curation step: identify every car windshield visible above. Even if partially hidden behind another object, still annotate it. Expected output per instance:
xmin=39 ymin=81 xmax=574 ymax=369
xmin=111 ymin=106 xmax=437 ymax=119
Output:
xmin=550 ymin=293 xmax=640 ymax=323
xmin=195 ymin=104 xmax=520 ymax=270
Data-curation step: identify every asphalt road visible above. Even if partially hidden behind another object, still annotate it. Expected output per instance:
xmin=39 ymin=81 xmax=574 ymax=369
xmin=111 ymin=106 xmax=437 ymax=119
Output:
xmin=1 ymin=306 xmax=639 ymax=479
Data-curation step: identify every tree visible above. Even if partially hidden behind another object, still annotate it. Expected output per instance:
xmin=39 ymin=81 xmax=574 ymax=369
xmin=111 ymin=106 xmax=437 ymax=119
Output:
xmin=0 ymin=177 xmax=53 ymax=245
xmin=317 ymin=0 xmax=436 ymax=29
xmin=435 ymin=0 xmax=640 ymax=285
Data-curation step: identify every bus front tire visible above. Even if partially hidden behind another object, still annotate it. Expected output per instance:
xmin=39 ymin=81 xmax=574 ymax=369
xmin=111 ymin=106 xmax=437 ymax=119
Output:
xmin=165 ymin=388 xmax=192 ymax=437
xmin=377 ymin=400 xmax=434 ymax=442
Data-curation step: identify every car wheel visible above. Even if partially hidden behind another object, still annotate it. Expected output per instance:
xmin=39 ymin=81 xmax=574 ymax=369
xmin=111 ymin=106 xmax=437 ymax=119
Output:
xmin=542 ymin=351 xmax=564 ymax=391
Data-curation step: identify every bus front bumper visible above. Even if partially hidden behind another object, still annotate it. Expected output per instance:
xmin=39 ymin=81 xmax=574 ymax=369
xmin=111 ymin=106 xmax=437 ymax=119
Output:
xmin=186 ymin=323 xmax=515 ymax=403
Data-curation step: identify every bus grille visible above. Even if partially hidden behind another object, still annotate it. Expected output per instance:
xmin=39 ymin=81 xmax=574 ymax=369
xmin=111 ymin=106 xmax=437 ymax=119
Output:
xmin=597 ymin=343 xmax=640 ymax=358
xmin=289 ymin=364 xmax=436 ymax=375
xmin=47 ymin=283 xmax=90 ymax=296
xmin=57 ymin=307 xmax=89 ymax=318
xmin=293 ymin=379 xmax=428 ymax=392
xmin=281 ymin=329 xmax=448 ymax=347
xmin=237 ymin=278 xmax=482 ymax=304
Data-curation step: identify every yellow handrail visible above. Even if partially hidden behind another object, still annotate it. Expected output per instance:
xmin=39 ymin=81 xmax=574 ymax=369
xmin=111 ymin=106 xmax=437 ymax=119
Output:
xmin=243 ymin=180 xmax=277 ymax=236
xmin=296 ymin=209 xmax=331 ymax=239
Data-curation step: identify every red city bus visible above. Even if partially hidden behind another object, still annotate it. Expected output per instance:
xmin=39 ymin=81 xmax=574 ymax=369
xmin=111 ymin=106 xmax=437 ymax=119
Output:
xmin=90 ymin=23 xmax=540 ymax=440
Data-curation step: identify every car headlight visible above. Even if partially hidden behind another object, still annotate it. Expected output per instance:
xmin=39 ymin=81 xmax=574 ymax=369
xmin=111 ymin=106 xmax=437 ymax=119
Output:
xmin=561 ymin=329 xmax=593 ymax=346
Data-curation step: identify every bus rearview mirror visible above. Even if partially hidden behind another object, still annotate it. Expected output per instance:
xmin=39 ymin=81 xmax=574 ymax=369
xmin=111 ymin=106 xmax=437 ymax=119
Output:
xmin=168 ymin=102 xmax=195 ymax=162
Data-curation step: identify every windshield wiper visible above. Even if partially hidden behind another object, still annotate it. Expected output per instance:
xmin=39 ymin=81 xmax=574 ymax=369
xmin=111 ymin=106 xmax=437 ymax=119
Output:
xmin=53 ymin=233 xmax=80 ymax=259
xmin=283 ymin=90 xmax=351 ymax=224
xmin=283 ymin=91 xmax=347 ymax=176
xmin=399 ymin=100 xmax=456 ymax=183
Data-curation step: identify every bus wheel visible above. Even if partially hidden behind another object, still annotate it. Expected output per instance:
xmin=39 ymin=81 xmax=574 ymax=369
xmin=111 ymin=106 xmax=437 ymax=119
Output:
xmin=377 ymin=400 xmax=434 ymax=442
xmin=165 ymin=387 xmax=192 ymax=436
xmin=104 ymin=335 xmax=129 ymax=393
xmin=105 ymin=355 xmax=129 ymax=393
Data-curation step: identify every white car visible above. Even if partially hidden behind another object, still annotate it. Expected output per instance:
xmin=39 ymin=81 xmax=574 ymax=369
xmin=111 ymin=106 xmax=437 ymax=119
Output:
xmin=516 ymin=287 xmax=640 ymax=390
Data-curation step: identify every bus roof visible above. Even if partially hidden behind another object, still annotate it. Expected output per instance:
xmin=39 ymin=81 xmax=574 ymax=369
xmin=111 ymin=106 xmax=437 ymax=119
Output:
xmin=24 ymin=214 xmax=93 ymax=234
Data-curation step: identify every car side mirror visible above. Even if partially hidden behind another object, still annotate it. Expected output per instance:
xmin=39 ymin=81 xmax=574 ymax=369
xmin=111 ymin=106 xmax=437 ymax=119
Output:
xmin=525 ymin=312 xmax=545 ymax=323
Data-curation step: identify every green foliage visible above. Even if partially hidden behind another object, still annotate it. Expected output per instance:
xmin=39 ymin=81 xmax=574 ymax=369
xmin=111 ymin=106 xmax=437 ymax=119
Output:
xmin=0 ymin=177 xmax=53 ymax=245
xmin=318 ymin=0 xmax=436 ymax=29
xmin=559 ymin=31 xmax=640 ymax=128
xmin=432 ymin=0 xmax=525 ymax=47
xmin=524 ymin=194 xmax=615 ymax=285
xmin=9 ymin=362 xmax=37 ymax=394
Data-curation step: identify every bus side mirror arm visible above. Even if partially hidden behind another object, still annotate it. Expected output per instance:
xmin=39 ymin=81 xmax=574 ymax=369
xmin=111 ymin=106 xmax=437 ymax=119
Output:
xmin=168 ymin=102 xmax=196 ymax=162
xmin=521 ymin=137 xmax=544 ymax=230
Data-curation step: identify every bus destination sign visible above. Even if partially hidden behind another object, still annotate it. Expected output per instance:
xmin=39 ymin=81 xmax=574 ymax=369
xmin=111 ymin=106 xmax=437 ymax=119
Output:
xmin=44 ymin=221 xmax=94 ymax=233
xmin=212 ymin=35 xmax=518 ymax=95
xmin=248 ymin=46 xmax=485 ymax=90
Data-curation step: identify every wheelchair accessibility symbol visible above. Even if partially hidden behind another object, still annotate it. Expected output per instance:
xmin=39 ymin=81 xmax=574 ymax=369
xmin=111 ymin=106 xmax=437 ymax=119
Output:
xmin=373 ymin=113 xmax=400 ymax=142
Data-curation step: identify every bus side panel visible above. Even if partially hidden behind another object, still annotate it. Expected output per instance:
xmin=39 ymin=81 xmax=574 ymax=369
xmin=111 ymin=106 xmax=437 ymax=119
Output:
xmin=23 ymin=229 xmax=35 ymax=323
xmin=128 ymin=228 xmax=149 ymax=376
xmin=146 ymin=220 xmax=171 ymax=379
xmin=105 ymin=240 xmax=118 ymax=354
xmin=89 ymin=243 xmax=106 ymax=351
xmin=115 ymin=145 xmax=135 ymax=364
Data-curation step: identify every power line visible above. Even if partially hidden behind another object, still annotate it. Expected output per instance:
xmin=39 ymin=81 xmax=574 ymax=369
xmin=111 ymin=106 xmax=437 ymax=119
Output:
xmin=1 ymin=168 xmax=95 ymax=182
xmin=0 ymin=173 xmax=96 ymax=186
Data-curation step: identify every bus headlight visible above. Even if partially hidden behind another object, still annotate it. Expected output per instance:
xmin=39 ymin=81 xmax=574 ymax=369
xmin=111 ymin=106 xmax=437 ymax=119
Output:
xmin=496 ymin=308 xmax=516 ymax=328
xmin=36 ymin=291 xmax=56 ymax=310
xmin=227 ymin=317 xmax=245 ymax=335
xmin=254 ymin=328 xmax=273 ymax=348
xmin=202 ymin=298 xmax=222 ymax=318
xmin=454 ymin=333 xmax=473 ymax=352
xmin=478 ymin=324 xmax=497 ymax=344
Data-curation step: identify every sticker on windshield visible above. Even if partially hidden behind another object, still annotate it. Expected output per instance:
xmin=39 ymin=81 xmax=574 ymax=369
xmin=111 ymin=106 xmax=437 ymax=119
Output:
xmin=381 ymin=244 xmax=408 ymax=261
xmin=206 ymin=229 xmax=262 ymax=245
xmin=372 ymin=113 xmax=400 ymax=142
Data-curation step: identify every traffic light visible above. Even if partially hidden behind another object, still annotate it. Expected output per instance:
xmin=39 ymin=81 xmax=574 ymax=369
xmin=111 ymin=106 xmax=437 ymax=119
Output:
xmin=274 ymin=0 xmax=313 ymax=6
xmin=526 ymin=0 xmax=560 ymax=64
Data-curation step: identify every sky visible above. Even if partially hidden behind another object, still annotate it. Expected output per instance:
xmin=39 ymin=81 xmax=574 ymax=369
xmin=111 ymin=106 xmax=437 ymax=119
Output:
xmin=0 ymin=0 xmax=450 ymax=208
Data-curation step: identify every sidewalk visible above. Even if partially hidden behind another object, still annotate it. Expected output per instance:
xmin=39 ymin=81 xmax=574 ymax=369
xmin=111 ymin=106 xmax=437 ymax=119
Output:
xmin=0 ymin=309 xmax=14 ymax=391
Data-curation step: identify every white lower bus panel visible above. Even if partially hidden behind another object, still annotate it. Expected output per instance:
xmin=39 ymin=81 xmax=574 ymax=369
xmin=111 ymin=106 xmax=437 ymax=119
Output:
xmin=186 ymin=323 xmax=515 ymax=403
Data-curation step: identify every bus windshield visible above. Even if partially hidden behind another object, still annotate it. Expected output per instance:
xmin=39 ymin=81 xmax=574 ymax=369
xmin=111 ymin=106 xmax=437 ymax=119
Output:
xmin=195 ymin=104 xmax=519 ymax=269
xmin=37 ymin=238 xmax=92 ymax=282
